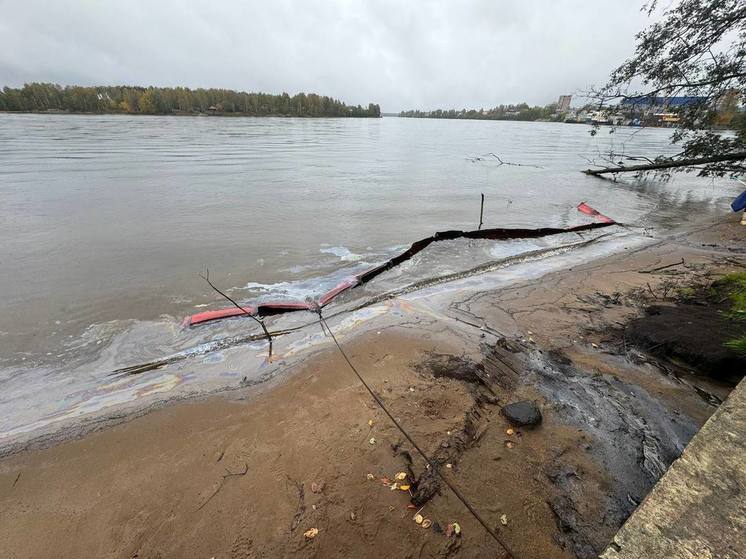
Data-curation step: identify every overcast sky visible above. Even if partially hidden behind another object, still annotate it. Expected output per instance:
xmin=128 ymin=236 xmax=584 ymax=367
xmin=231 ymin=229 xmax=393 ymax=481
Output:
xmin=0 ymin=0 xmax=653 ymax=112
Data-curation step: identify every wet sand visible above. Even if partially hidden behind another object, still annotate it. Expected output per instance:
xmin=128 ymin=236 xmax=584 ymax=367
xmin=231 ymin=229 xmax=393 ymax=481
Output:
xmin=0 ymin=216 xmax=743 ymax=558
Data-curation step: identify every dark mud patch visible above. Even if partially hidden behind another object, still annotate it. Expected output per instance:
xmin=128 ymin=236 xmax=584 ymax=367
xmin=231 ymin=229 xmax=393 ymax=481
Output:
xmin=625 ymin=280 xmax=746 ymax=384
xmin=528 ymin=349 xmax=702 ymax=558
xmin=416 ymin=352 xmax=485 ymax=384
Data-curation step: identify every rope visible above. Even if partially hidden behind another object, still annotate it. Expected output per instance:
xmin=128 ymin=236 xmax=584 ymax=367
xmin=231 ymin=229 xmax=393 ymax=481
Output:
xmin=317 ymin=312 xmax=517 ymax=559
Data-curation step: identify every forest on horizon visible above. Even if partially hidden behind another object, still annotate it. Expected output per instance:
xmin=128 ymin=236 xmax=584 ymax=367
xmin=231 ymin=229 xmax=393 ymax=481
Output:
xmin=0 ymin=83 xmax=382 ymax=118
xmin=399 ymin=103 xmax=561 ymax=122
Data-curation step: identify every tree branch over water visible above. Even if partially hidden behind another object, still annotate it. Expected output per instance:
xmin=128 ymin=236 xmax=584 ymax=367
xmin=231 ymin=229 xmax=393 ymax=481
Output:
xmin=584 ymin=0 xmax=746 ymax=177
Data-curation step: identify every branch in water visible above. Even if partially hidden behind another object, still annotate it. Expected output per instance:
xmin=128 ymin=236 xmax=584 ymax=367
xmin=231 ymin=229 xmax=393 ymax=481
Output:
xmin=466 ymin=152 xmax=543 ymax=168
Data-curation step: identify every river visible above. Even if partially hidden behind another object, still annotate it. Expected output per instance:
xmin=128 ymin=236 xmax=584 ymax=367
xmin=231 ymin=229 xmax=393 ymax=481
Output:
xmin=0 ymin=113 xmax=738 ymax=442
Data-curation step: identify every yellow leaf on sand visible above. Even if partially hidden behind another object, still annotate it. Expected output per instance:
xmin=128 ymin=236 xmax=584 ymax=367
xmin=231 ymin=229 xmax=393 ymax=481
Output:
xmin=304 ymin=528 xmax=319 ymax=539
xmin=395 ymin=472 xmax=407 ymax=481
xmin=500 ymin=514 xmax=508 ymax=526
xmin=366 ymin=473 xmax=375 ymax=481
xmin=368 ymin=419 xmax=374 ymax=427
xmin=422 ymin=519 xmax=432 ymax=528
xmin=369 ymin=437 xmax=376 ymax=445
xmin=399 ymin=484 xmax=411 ymax=491
xmin=453 ymin=522 xmax=461 ymax=535
xmin=414 ymin=514 xmax=424 ymax=524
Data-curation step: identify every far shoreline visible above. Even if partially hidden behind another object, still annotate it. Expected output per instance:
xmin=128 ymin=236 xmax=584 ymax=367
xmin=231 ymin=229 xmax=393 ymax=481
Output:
xmin=0 ymin=110 xmax=382 ymax=119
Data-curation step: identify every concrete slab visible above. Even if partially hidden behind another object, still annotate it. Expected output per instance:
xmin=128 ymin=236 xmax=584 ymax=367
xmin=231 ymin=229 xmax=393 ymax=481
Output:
xmin=602 ymin=378 xmax=746 ymax=559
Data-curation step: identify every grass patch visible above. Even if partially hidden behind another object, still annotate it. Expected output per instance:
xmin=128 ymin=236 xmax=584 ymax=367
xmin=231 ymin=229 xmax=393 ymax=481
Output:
xmin=726 ymin=335 xmax=746 ymax=354
xmin=722 ymin=273 xmax=746 ymax=354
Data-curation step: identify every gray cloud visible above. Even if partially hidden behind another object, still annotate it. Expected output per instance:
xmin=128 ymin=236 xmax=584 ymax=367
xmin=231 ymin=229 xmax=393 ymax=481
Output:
xmin=0 ymin=0 xmax=651 ymax=111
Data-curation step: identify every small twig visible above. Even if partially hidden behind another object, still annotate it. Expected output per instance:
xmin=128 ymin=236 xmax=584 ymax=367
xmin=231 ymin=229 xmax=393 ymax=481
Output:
xmin=12 ymin=472 xmax=21 ymax=488
xmin=288 ymin=477 xmax=306 ymax=532
xmin=196 ymin=462 xmax=249 ymax=511
xmin=639 ymin=258 xmax=685 ymax=274
xmin=646 ymin=282 xmax=659 ymax=300
xmin=200 ymin=268 xmax=273 ymax=359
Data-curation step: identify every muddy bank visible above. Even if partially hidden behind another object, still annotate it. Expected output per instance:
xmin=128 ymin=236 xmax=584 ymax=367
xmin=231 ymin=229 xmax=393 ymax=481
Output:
xmin=624 ymin=274 xmax=746 ymax=384
xmin=0 ymin=216 xmax=743 ymax=558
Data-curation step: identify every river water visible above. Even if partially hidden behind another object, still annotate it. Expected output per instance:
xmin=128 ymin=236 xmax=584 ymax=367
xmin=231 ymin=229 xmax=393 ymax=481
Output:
xmin=0 ymin=114 xmax=738 ymax=442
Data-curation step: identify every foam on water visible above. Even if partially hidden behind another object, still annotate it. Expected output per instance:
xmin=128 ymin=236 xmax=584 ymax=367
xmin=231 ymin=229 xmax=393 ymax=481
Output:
xmin=319 ymin=246 xmax=366 ymax=262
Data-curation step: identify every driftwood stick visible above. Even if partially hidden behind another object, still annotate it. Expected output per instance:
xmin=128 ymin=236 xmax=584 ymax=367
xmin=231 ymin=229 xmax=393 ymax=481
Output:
xmin=583 ymin=152 xmax=746 ymax=176
xmin=639 ymin=258 xmax=685 ymax=274
xmin=478 ymin=193 xmax=485 ymax=230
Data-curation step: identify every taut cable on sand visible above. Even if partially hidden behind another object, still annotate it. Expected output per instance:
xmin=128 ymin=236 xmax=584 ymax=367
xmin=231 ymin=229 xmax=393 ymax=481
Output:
xmin=316 ymin=311 xmax=517 ymax=558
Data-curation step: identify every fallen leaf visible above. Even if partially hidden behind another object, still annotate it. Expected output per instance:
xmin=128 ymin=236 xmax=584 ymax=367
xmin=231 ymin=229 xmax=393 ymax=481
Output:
xmin=453 ymin=522 xmax=461 ymax=535
xmin=390 ymin=482 xmax=398 ymax=491
xmin=506 ymin=428 xmax=515 ymax=436
xmin=366 ymin=473 xmax=375 ymax=481
xmin=414 ymin=514 xmax=424 ymax=524
xmin=368 ymin=419 xmax=374 ymax=427
xmin=394 ymin=472 xmax=407 ymax=481
xmin=500 ymin=514 xmax=508 ymax=526
xmin=399 ymin=484 xmax=411 ymax=491
xmin=422 ymin=519 xmax=432 ymax=528
xmin=506 ymin=441 xmax=514 ymax=449
xmin=369 ymin=437 xmax=376 ymax=445
xmin=445 ymin=463 xmax=452 ymax=469
xmin=304 ymin=528 xmax=319 ymax=539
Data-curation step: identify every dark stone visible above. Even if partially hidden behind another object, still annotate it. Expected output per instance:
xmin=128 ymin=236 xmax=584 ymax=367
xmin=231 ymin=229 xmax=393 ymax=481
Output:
xmin=501 ymin=400 xmax=542 ymax=427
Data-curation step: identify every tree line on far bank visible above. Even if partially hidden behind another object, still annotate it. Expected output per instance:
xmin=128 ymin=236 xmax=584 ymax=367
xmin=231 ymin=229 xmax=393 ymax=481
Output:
xmin=0 ymin=83 xmax=381 ymax=118
xmin=399 ymin=103 xmax=560 ymax=122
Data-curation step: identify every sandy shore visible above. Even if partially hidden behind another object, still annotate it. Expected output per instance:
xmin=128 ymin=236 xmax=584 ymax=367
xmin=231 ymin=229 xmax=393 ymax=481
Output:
xmin=0 ymin=216 xmax=743 ymax=558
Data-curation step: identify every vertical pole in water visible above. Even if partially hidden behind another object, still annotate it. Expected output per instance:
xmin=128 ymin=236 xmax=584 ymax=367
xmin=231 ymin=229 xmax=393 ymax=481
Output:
xmin=478 ymin=193 xmax=485 ymax=230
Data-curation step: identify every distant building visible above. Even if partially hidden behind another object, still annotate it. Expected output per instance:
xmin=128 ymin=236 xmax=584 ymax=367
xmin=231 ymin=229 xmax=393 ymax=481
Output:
xmin=619 ymin=95 xmax=705 ymax=109
xmin=557 ymin=95 xmax=572 ymax=112
xmin=620 ymin=96 xmax=707 ymax=127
